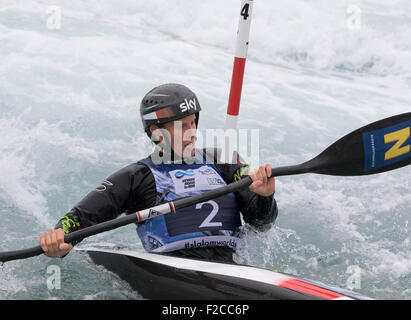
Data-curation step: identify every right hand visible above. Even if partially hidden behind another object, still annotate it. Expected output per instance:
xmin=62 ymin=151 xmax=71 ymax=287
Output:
xmin=40 ymin=228 xmax=73 ymax=258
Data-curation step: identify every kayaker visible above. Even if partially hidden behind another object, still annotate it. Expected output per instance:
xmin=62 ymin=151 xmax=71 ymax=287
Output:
xmin=39 ymin=83 xmax=278 ymax=263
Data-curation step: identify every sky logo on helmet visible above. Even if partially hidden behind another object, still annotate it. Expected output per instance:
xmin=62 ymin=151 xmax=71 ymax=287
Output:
xmin=179 ymin=98 xmax=197 ymax=112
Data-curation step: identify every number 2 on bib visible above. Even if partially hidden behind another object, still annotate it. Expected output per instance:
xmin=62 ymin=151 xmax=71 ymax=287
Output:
xmin=196 ymin=200 xmax=222 ymax=228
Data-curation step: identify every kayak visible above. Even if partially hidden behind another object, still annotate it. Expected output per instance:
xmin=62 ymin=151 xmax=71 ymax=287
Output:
xmin=76 ymin=245 xmax=371 ymax=300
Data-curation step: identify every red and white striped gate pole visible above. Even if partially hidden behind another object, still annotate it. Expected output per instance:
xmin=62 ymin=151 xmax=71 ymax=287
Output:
xmin=221 ymin=0 xmax=254 ymax=163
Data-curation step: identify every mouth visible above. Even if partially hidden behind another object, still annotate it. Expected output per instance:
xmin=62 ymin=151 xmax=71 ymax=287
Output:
xmin=183 ymin=142 xmax=195 ymax=149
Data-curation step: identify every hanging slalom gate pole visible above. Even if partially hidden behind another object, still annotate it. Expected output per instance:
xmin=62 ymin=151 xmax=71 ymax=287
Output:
xmin=221 ymin=0 xmax=254 ymax=163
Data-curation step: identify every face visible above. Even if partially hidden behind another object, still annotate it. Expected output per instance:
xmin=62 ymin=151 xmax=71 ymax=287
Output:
xmin=150 ymin=114 xmax=197 ymax=158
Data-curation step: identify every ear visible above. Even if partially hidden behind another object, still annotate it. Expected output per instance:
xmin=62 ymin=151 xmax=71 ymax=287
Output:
xmin=150 ymin=125 xmax=164 ymax=144
xmin=149 ymin=125 xmax=159 ymax=134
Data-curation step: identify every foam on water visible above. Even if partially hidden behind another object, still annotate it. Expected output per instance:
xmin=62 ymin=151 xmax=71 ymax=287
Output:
xmin=0 ymin=0 xmax=409 ymax=299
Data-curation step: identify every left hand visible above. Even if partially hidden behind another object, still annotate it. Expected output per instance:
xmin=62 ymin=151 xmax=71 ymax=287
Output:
xmin=248 ymin=164 xmax=275 ymax=197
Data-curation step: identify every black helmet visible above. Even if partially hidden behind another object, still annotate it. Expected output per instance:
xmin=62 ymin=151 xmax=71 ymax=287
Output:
xmin=140 ymin=83 xmax=201 ymax=137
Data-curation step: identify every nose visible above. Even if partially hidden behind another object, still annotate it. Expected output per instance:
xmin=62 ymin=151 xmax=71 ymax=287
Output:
xmin=187 ymin=128 xmax=196 ymax=141
xmin=184 ymin=125 xmax=197 ymax=142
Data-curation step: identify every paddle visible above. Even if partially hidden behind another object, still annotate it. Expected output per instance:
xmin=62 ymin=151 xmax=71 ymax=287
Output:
xmin=1 ymin=112 xmax=411 ymax=263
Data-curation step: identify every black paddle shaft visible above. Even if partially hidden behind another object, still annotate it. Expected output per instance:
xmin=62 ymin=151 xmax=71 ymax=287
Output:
xmin=0 ymin=178 xmax=253 ymax=263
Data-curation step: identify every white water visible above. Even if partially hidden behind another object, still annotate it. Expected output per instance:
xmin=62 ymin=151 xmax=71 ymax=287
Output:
xmin=0 ymin=0 xmax=410 ymax=299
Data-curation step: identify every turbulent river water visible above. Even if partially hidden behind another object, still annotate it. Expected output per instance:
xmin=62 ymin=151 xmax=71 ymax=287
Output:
xmin=0 ymin=0 xmax=410 ymax=299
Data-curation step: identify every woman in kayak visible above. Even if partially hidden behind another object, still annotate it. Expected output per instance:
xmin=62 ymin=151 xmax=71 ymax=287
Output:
xmin=39 ymin=83 xmax=277 ymax=263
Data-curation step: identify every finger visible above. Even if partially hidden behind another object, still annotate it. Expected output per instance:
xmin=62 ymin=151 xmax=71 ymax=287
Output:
xmin=40 ymin=234 xmax=48 ymax=255
xmin=248 ymin=167 xmax=258 ymax=182
xmin=266 ymin=164 xmax=272 ymax=179
xmin=56 ymin=229 xmax=72 ymax=252
xmin=249 ymin=180 xmax=263 ymax=191
xmin=56 ymin=229 xmax=65 ymax=248
xmin=266 ymin=164 xmax=276 ymax=195
xmin=50 ymin=229 xmax=59 ymax=253
xmin=255 ymin=166 xmax=264 ymax=184
xmin=51 ymin=229 xmax=61 ymax=255
xmin=45 ymin=231 xmax=54 ymax=256
xmin=259 ymin=166 xmax=267 ymax=185
xmin=45 ymin=232 xmax=53 ymax=255
xmin=59 ymin=242 xmax=73 ymax=252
